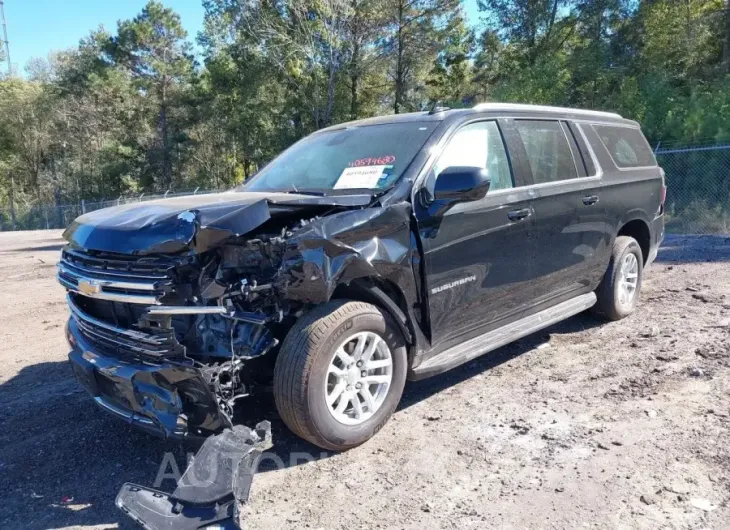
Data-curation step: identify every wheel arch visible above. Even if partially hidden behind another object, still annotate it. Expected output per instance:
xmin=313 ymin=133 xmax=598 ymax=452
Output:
xmin=617 ymin=218 xmax=651 ymax=264
xmin=331 ymin=278 xmax=426 ymax=365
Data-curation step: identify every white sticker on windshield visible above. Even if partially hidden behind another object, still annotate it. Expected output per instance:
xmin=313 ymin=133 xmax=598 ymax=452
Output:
xmin=333 ymin=165 xmax=390 ymax=189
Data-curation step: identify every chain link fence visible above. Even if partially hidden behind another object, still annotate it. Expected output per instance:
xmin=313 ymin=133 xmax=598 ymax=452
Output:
xmin=1 ymin=143 xmax=729 ymax=234
xmin=655 ymin=143 xmax=730 ymax=235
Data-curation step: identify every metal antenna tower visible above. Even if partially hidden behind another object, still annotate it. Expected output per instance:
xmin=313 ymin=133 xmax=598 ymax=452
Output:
xmin=0 ymin=0 xmax=10 ymax=75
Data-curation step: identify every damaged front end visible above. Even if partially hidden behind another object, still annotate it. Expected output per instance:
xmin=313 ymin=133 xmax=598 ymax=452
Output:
xmin=58 ymin=197 xmax=333 ymax=527
xmin=61 ymin=216 xmax=303 ymax=439
xmin=60 ymin=191 xmax=419 ymax=438
xmin=59 ymin=190 xmax=421 ymax=527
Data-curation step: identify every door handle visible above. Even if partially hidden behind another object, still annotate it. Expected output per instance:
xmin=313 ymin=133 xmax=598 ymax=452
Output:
xmin=582 ymin=195 xmax=599 ymax=206
xmin=507 ymin=208 xmax=532 ymax=221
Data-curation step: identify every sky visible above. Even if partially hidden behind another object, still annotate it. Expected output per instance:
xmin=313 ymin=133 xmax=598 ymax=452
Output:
xmin=3 ymin=0 xmax=206 ymax=75
xmin=3 ymin=0 xmax=482 ymax=76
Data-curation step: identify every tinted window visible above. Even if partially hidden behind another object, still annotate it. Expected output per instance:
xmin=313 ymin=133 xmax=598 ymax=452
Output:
xmin=434 ymin=121 xmax=513 ymax=192
xmin=244 ymin=122 xmax=438 ymax=193
xmin=515 ymin=120 xmax=579 ymax=184
xmin=593 ymin=125 xmax=656 ymax=168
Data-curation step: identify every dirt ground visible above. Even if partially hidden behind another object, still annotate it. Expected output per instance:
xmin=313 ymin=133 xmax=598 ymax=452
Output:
xmin=0 ymin=230 xmax=728 ymax=530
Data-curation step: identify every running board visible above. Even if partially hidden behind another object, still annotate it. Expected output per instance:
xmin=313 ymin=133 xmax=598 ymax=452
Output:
xmin=409 ymin=292 xmax=597 ymax=381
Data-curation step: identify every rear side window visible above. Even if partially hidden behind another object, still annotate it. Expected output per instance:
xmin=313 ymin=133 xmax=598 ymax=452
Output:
xmin=514 ymin=120 xmax=579 ymax=184
xmin=593 ymin=125 xmax=656 ymax=168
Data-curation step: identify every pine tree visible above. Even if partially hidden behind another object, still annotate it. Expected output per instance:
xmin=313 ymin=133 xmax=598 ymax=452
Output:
xmin=110 ymin=1 xmax=194 ymax=188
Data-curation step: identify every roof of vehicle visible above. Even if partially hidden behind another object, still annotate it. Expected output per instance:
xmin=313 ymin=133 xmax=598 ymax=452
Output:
xmin=319 ymin=103 xmax=637 ymax=133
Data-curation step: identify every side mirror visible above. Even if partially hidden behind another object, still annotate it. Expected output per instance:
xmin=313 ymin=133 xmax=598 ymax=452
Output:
xmin=433 ymin=166 xmax=491 ymax=203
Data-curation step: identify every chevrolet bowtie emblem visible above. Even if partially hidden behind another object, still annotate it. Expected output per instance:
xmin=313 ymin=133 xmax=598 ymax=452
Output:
xmin=78 ymin=279 xmax=103 ymax=296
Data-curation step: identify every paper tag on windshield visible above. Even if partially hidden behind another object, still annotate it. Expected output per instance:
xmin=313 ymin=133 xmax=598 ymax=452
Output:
xmin=334 ymin=165 xmax=390 ymax=189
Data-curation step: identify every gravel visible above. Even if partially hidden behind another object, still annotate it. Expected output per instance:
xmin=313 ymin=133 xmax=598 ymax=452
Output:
xmin=1 ymin=231 xmax=729 ymax=529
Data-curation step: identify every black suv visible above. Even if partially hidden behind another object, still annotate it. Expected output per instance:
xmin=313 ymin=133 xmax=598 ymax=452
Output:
xmin=58 ymin=103 xmax=665 ymax=450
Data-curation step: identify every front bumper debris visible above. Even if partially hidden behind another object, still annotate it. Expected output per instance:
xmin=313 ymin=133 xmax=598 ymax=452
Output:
xmin=116 ymin=422 xmax=272 ymax=530
xmin=67 ymin=318 xmax=230 ymax=439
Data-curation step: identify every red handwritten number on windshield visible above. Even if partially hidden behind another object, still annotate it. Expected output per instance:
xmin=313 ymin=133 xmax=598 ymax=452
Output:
xmin=348 ymin=155 xmax=396 ymax=167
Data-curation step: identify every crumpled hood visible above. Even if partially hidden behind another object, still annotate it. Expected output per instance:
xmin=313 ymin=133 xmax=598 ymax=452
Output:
xmin=63 ymin=191 xmax=372 ymax=255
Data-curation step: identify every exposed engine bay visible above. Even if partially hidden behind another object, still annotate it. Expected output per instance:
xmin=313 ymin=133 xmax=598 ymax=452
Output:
xmin=63 ymin=217 xmax=319 ymax=432
xmin=59 ymin=191 xmax=422 ymax=439
xmin=137 ymin=219 xmax=320 ymax=421
xmin=59 ymin=191 xmax=421 ymax=529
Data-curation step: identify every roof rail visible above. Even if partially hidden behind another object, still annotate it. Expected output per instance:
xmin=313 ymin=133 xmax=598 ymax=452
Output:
xmin=472 ymin=103 xmax=622 ymax=120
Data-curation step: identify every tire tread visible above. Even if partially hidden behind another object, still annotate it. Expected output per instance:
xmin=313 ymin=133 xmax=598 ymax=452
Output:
xmin=594 ymin=235 xmax=642 ymax=321
xmin=273 ymin=300 xmax=388 ymax=450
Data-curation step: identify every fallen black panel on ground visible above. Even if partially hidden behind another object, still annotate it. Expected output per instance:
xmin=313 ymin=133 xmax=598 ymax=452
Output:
xmin=116 ymin=421 xmax=272 ymax=530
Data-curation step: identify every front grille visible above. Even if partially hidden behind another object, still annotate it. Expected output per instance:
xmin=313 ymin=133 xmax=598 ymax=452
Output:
xmin=69 ymin=294 xmax=185 ymax=360
xmin=58 ymin=248 xmax=197 ymax=361
xmin=57 ymin=248 xmax=181 ymax=305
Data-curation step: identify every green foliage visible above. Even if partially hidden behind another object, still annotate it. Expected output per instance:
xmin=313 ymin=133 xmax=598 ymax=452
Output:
xmin=110 ymin=1 xmax=196 ymax=188
xmin=472 ymin=0 xmax=730 ymax=144
xmin=425 ymin=8 xmax=475 ymax=106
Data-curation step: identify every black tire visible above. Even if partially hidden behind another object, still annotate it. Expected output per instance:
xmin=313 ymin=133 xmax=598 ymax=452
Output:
xmin=273 ymin=300 xmax=407 ymax=451
xmin=594 ymin=235 xmax=644 ymax=321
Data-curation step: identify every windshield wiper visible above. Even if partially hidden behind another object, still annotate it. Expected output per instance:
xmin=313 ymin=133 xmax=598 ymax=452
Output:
xmin=279 ymin=189 xmax=328 ymax=196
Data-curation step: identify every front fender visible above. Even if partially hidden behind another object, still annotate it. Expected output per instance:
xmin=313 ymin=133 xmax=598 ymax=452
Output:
xmin=275 ymin=204 xmax=419 ymax=307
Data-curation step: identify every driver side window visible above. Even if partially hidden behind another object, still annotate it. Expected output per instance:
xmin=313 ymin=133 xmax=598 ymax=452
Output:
xmin=434 ymin=121 xmax=513 ymax=193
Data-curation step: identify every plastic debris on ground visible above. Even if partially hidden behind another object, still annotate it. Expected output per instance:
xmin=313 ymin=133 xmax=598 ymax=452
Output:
xmin=116 ymin=421 xmax=272 ymax=530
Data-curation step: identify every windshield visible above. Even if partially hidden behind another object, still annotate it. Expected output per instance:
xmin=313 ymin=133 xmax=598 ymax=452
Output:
xmin=243 ymin=122 xmax=438 ymax=194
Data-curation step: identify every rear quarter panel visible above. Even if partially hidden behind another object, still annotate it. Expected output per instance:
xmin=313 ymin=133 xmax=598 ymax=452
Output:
xmin=577 ymin=122 xmax=664 ymax=276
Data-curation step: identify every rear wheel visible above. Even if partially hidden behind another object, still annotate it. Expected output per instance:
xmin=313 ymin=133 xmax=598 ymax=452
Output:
xmin=273 ymin=300 xmax=407 ymax=451
xmin=594 ymin=235 xmax=644 ymax=321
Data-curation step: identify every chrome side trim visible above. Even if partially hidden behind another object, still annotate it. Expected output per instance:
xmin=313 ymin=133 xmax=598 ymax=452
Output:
xmin=67 ymin=295 xmax=167 ymax=347
xmin=148 ymin=306 xmax=229 ymax=315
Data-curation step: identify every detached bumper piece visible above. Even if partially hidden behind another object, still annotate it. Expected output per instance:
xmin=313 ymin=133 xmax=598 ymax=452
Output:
xmin=116 ymin=421 xmax=272 ymax=530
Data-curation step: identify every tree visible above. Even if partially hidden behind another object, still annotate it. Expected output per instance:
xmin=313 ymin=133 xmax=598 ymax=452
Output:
xmin=724 ymin=0 xmax=730 ymax=72
xmin=345 ymin=0 xmax=390 ymax=119
xmin=0 ymin=80 xmax=54 ymax=193
xmin=425 ymin=8 xmax=475 ymax=106
xmin=478 ymin=0 xmax=578 ymax=66
xmin=3 ymin=0 xmax=730 ymax=231
xmin=213 ymin=0 xmax=353 ymax=130
xmin=201 ymin=0 xmax=304 ymax=177
xmin=472 ymin=28 xmax=504 ymax=100
xmin=110 ymin=1 xmax=194 ymax=188
xmin=567 ymin=0 xmax=631 ymax=107
xmin=384 ymin=0 xmax=460 ymax=113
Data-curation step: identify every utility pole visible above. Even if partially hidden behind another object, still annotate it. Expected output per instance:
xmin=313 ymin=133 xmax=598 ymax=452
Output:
xmin=0 ymin=0 xmax=10 ymax=75
xmin=0 ymin=1 xmax=13 ymax=230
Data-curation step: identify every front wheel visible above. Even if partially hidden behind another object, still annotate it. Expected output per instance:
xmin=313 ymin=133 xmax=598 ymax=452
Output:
xmin=594 ymin=235 xmax=644 ymax=321
xmin=273 ymin=300 xmax=407 ymax=451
